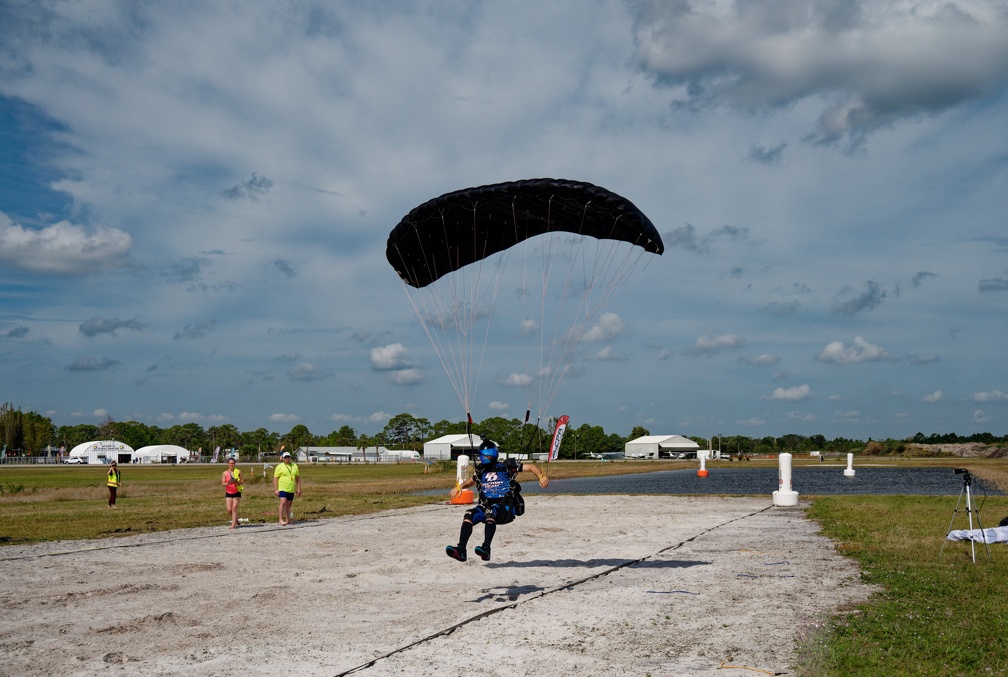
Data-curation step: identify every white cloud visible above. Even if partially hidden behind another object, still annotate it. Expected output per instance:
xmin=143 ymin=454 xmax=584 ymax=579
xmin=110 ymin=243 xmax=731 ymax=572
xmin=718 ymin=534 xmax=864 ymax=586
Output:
xmin=817 ymin=336 xmax=891 ymax=364
xmin=589 ymin=346 xmax=625 ymax=361
xmin=79 ymin=317 xmax=147 ymax=337
xmin=969 ymin=390 xmax=1007 ymax=403
xmin=581 ymin=313 xmax=629 ymax=343
xmin=687 ymin=332 xmax=744 ymax=355
xmin=268 ymin=413 xmax=301 ymax=423
xmin=287 ymin=363 xmax=331 ymax=382
xmin=736 ymin=417 xmax=765 ymax=426
xmin=176 ymin=411 xmax=227 ymax=423
xmin=387 ymin=368 xmax=423 ymax=385
xmin=923 ymin=390 xmax=944 ymax=403
xmin=488 ymin=401 xmax=509 ymax=411
xmin=0 ymin=213 xmax=134 ymax=274
xmin=66 ymin=357 xmax=118 ymax=372
xmin=743 ymin=353 xmax=781 ymax=366
xmin=764 ymin=384 xmax=811 ymax=401
xmin=500 ymin=373 xmax=533 ymax=387
xmin=632 ymin=0 xmax=1008 ymax=148
xmin=786 ymin=411 xmax=815 ymax=422
xmin=370 ymin=344 xmax=412 ymax=370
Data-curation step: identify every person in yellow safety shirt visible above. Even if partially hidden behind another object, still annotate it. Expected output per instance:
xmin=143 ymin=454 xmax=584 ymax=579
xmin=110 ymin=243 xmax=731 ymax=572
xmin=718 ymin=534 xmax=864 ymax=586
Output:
xmin=106 ymin=461 xmax=121 ymax=508
xmin=273 ymin=449 xmax=301 ymax=525
xmin=222 ymin=457 xmax=244 ymax=529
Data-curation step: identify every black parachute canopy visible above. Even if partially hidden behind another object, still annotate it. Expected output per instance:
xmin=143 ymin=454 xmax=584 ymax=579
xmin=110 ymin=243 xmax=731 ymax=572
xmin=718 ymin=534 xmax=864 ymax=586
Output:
xmin=386 ymin=178 xmax=663 ymax=289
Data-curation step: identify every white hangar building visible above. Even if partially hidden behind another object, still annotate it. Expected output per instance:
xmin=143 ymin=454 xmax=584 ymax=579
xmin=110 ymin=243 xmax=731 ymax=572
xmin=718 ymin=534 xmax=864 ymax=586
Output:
xmin=423 ymin=434 xmax=486 ymax=460
xmin=133 ymin=444 xmax=189 ymax=464
xmin=624 ymin=435 xmax=700 ymax=459
xmin=68 ymin=440 xmax=135 ymax=464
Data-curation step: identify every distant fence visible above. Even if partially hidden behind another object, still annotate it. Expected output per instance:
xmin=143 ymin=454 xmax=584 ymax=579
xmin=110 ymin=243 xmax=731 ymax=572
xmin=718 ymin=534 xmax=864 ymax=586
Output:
xmin=0 ymin=455 xmax=427 ymax=466
xmin=0 ymin=456 xmax=64 ymax=465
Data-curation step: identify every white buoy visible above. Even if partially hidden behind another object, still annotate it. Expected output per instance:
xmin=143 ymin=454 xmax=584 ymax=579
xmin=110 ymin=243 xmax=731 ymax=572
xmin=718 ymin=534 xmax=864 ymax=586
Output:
xmin=773 ymin=453 xmax=799 ymax=506
xmin=457 ymin=455 xmax=470 ymax=485
xmin=697 ymin=452 xmax=708 ymax=477
xmin=844 ymin=452 xmax=855 ymax=477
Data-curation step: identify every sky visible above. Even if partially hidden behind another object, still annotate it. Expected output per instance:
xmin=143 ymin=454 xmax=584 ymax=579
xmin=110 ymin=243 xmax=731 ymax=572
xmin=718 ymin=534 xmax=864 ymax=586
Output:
xmin=1 ymin=0 xmax=1006 ymax=442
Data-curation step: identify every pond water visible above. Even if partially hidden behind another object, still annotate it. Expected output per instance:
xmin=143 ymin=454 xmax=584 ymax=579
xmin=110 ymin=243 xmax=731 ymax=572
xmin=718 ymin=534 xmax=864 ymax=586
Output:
xmin=517 ymin=466 xmax=1003 ymax=497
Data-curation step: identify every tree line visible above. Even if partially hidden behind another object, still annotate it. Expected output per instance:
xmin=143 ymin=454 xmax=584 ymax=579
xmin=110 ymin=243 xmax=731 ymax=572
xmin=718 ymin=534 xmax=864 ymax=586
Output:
xmin=2 ymin=402 xmax=1005 ymax=461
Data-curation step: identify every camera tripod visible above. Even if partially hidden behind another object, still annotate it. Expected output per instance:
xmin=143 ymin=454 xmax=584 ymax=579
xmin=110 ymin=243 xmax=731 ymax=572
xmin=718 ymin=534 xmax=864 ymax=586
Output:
xmin=940 ymin=469 xmax=991 ymax=563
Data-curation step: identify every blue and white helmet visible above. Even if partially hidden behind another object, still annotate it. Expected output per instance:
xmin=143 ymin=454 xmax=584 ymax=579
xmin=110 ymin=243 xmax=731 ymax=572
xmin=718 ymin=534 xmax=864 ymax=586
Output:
xmin=477 ymin=438 xmax=499 ymax=466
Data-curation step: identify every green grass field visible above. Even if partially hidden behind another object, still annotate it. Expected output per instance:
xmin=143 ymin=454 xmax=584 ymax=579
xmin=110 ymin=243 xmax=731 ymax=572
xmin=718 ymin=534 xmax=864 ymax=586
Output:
xmin=3 ymin=457 xmax=1008 ymax=675
xmin=0 ymin=459 xmax=693 ymax=543
xmin=800 ymin=495 xmax=1008 ymax=677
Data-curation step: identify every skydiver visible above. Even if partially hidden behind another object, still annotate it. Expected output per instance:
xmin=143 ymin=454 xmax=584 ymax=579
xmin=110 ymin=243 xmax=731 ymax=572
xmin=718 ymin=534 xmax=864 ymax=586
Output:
xmin=446 ymin=437 xmax=549 ymax=562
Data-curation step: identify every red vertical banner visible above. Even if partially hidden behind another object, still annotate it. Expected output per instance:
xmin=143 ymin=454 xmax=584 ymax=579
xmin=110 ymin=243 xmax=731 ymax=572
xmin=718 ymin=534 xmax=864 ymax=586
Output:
xmin=548 ymin=415 xmax=569 ymax=462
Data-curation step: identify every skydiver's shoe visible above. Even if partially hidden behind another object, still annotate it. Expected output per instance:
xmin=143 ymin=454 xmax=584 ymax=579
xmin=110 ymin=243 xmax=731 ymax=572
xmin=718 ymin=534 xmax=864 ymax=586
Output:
xmin=474 ymin=544 xmax=491 ymax=561
xmin=446 ymin=545 xmax=467 ymax=562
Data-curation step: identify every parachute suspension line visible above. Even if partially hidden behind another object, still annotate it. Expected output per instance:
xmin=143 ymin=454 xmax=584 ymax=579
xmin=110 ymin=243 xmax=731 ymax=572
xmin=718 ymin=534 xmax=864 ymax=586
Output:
xmin=516 ymin=199 xmax=534 ymax=421
xmin=586 ymin=246 xmax=650 ymax=363
xmin=458 ymin=206 xmax=479 ymax=417
xmin=517 ymin=413 xmax=542 ymax=459
xmin=396 ymin=209 xmax=486 ymax=418
xmin=538 ymin=214 xmax=571 ymax=419
xmin=392 ymin=229 xmax=469 ymax=411
xmin=515 ymin=200 xmax=579 ymax=431
xmin=584 ymin=229 xmax=652 ymax=326
xmin=471 ymin=208 xmax=512 ymax=422
xmin=400 ymin=262 xmax=467 ymax=412
xmin=534 ymin=198 xmax=593 ymax=420
xmin=541 ymin=207 xmax=596 ymax=417
xmin=566 ymin=234 xmax=649 ymax=344
xmin=536 ymin=197 xmax=560 ymax=424
xmin=452 ymin=204 xmax=510 ymax=421
xmin=439 ymin=209 xmax=477 ymax=416
xmin=531 ymin=206 xmax=654 ymax=421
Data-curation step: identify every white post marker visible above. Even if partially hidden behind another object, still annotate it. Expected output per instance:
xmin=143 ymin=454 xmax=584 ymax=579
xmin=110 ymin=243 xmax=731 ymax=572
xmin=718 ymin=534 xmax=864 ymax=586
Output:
xmin=772 ymin=452 xmax=799 ymax=506
xmin=844 ymin=452 xmax=855 ymax=477
xmin=450 ymin=454 xmax=476 ymax=504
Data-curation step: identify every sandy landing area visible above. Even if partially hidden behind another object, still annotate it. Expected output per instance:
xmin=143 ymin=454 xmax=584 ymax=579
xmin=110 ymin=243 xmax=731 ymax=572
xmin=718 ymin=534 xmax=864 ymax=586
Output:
xmin=0 ymin=495 xmax=874 ymax=676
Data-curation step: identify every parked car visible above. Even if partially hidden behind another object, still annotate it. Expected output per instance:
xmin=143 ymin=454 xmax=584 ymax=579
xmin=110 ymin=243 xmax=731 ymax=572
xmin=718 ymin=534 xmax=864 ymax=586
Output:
xmin=63 ymin=457 xmax=87 ymax=464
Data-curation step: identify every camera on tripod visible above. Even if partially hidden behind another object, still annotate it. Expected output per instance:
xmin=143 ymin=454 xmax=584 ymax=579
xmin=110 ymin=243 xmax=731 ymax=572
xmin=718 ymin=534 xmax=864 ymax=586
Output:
xmin=942 ymin=467 xmax=991 ymax=563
